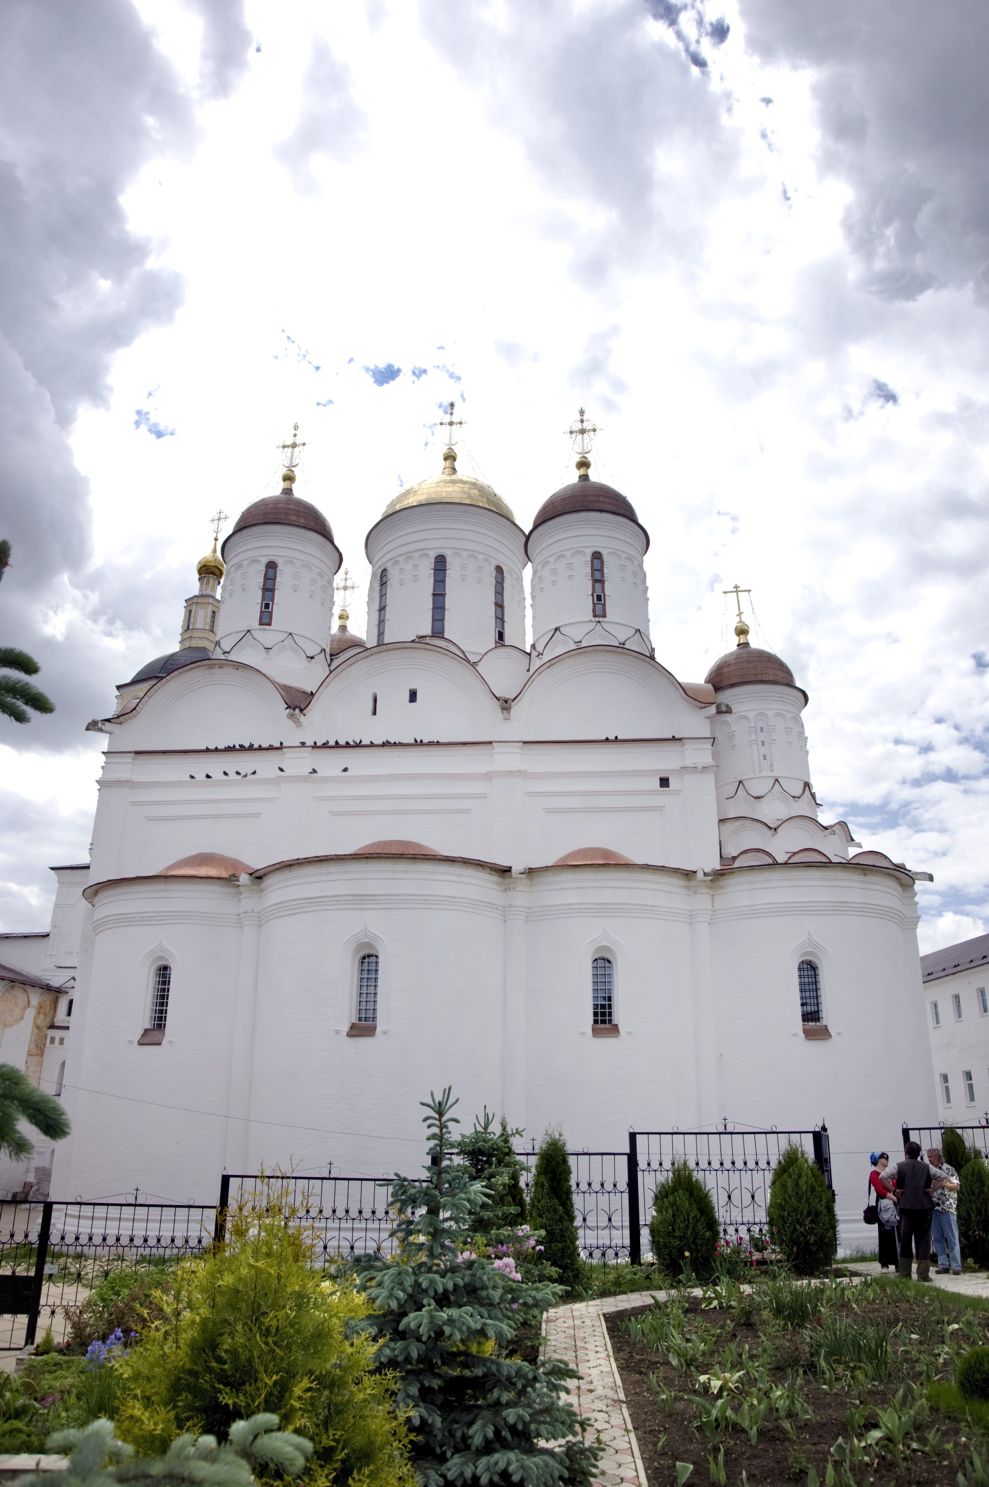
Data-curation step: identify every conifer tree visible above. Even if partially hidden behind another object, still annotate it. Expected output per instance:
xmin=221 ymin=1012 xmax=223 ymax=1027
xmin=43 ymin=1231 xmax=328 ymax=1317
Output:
xmin=528 ymin=1131 xmax=582 ymax=1294
xmin=355 ymin=1089 xmax=601 ymax=1487
xmin=767 ymin=1145 xmax=837 ymax=1274
xmin=0 ymin=1062 xmax=69 ymax=1160
xmin=648 ymin=1162 xmax=720 ymax=1280
xmin=455 ymin=1108 xmax=527 ymax=1234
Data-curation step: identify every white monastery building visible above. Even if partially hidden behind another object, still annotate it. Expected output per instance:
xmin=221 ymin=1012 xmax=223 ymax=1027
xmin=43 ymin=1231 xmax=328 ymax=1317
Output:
xmin=922 ymin=933 xmax=989 ymax=1124
xmin=0 ymin=418 xmax=940 ymax=1240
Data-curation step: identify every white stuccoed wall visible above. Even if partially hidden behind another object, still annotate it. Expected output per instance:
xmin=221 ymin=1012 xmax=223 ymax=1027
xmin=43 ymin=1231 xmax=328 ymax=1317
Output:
xmin=710 ymin=681 xmax=815 ymax=823
xmin=527 ymin=514 xmax=650 ymax=654
xmin=365 ymin=505 xmax=526 ymax=656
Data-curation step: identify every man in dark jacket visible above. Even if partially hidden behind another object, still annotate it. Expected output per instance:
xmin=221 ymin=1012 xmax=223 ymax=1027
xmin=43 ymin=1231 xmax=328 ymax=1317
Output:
xmin=894 ymin=1140 xmax=934 ymax=1281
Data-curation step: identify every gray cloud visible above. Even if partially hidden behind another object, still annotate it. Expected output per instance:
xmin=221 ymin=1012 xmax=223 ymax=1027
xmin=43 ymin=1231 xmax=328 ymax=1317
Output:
xmin=274 ymin=39 xmax=368 ymax=190
xmin=737 ymin=0 xmax=989 ymax=303
xmin=196 ymin=0 xmax=253 ymax=96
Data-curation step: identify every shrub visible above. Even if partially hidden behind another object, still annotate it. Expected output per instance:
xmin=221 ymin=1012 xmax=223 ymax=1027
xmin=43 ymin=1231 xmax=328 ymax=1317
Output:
xmin=958 ymin=1346 xmax=989 ymax=1402
xmin=528 ymin=1129 xmax=583 ymax=1293
xmin=942 ymin=1127 xmax=971 ymax=1174
xmin=112 ymin=1198 xmax=413 ymax=1487
xmin=648 ymin=1164 xmax=720 ymax=1281
xmin=355 ymin=1088 xmax=602 ymax=1487
xmin=767 ymin=1145 xmax=836 ymax=1275
xmin=455 ymin=1109 xmax=527 ymax=1234
xmin=63 ymin=1266 xmax=163 ymax=1352
xmin=959 ymin=1155 xmax=989 ymax=1268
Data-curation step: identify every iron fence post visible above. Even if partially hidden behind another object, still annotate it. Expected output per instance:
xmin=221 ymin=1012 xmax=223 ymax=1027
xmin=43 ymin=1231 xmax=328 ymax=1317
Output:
xmin=626 ymin=1132 xmax=641 ymax=1266
xmin=901 ymin=1124 xmax=911 ymax=1151
xmin=24 ymin=1201 xmax=53 ymax=1349
xmin=811 ymin=1124 xmax=833 ymax=1193
xmin=213 ymin=1173 xmax=231 ymax=1245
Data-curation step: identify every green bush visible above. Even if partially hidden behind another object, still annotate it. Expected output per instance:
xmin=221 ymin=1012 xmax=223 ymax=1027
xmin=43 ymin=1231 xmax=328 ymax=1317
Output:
xmin=942 ymin=1127 xmax=971 ymax=1174
xmin=528 ymin=1130 xmax=583 ymax=1293
xmin=63 ymin=1265 xmax=164 ymax=1352
xmin=455 ymin=1109 xmax=527 ymax=1234
xmin=112 ymin=1199 xmax=413 ymax=1487
xmin=959 ymin=1155 xmax=989 ymax=1268
xmin=957 ymin=1346 xmax=989 ymax=1402
xmin=767 ymin=1145 xmax=836 ymax=1275
xmin=648 ymin=1163 xmax=720 ymax=1281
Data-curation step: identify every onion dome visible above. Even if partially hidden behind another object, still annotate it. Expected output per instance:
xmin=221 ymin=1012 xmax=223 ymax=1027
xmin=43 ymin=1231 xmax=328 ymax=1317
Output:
xmin=222 ymin=464 xmax=334 ymax=556
xmin=527 ymin=451 xmax=650 ymax=552
xmin=705 ymin=618 xmax=798 ymax=691
xmin=158 ymin=852 xmax=253 ymax=878
xmin=354 ymin=839 xmax=441 ymax=856
xmin=196 ymin=540 xmax=225 ymax=580
xmin=128 ymin=647 xmax=212 ymax=685
xmin=553 ymin=846 xmax=635 ymax=865
xmin=381 ymin=446 xmax=515 ymax=522
xmin=329 ymin=610 xmax=367 ymax=657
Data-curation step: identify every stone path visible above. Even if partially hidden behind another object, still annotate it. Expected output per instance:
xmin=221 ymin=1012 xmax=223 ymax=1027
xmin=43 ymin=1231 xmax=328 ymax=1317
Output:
xmin=543 ymin=1265 xmax=989 ymax=1487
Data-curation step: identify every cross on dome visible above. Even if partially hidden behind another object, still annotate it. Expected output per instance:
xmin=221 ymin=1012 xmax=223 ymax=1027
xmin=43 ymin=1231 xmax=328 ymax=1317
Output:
xmin=336 ymin=567 xmax=357 ymax=623
xmin=567 ymin=406 xmax=601 ymax=478
xmin=210 ymin=509 xmax=228 ymax=545
xmin=723 ymin=583 xmax=753 ymax=646
xmin=277 ymin=423 xmax=306 ymax=486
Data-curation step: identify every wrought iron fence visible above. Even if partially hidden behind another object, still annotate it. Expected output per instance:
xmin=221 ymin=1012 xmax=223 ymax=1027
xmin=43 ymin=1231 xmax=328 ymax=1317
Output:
xmin=901 ymin=1119 xmax=989 ymax=1159
xmin=220 ymin=1173 xmax=397 ymax=1264
xmin=515 ymin=1150 xmax=630 ymax=1262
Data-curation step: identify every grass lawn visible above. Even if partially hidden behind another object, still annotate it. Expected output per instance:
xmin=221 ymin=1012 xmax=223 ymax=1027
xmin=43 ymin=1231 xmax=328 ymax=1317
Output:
xmin=606 ymin=1272 xmax=989 ymax=1486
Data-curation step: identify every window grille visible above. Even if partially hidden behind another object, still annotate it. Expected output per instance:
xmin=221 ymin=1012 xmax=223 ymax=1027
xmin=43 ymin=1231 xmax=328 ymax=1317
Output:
xmin=964 ymin=1069 xmax=976 ymax=1104
xmin=150 ymin=963 xmax=171 ymax=1030
xmin=431 ymin=555 xmax=447 ymax=636
xmin=376 ymin=568 xmax=388 ymax=645
xmin=494 ymin=566 xmax=505 ymax=644
xmin=209 ymin=610 xmax=216 ymax=632
xmin=797 ymin=960 xmax=823 ymax=1024
xmin=591 ymin=551 xmax=607 ymax=618
xmin=356 ymin=953 xmax=379 ymax=1024
xmin=979 ymin=987 xmax=988 ymax=1016
xmin=259 ymin=561 xmax=277 ymax=626
xmin=940 ymin=1072 xmax=951 ymax=1106
xmin=592 ymin=956 xmax=614 ymax=1025
xmin=952 ymin=992 xmax=963 ymax=1020
xmin=931 ymin=1000 xmax=941 ymax=1027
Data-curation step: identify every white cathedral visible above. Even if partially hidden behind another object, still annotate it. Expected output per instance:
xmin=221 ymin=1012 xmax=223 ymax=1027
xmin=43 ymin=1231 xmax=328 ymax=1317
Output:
xmin=0 ymin=419 xmax=938 ymax=1239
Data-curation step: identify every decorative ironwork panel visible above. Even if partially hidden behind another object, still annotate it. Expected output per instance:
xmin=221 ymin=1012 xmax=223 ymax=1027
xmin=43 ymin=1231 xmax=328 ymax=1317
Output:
xmin=514 ymin=1149 xmax=630 ymax=1261
xmin=223 ymin=1174 xmax=397 ymax=1263
xmin=902 ymin=1120 xmax=989 ymax=1160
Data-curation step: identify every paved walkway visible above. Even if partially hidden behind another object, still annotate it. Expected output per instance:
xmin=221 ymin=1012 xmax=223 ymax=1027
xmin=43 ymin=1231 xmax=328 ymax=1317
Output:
xmin=543 ymin=1265 xmax=989 ymax=1487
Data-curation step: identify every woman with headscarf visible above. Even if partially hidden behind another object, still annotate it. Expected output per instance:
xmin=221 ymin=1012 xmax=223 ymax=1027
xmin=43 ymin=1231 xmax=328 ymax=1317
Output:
xmin=868 ymin=1151 xmax=898 ymax=1269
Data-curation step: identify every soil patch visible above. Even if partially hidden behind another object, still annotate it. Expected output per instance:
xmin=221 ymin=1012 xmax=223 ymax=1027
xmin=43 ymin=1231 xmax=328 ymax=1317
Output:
xmin=605 ymin=1280 xmax=989 ymax=1486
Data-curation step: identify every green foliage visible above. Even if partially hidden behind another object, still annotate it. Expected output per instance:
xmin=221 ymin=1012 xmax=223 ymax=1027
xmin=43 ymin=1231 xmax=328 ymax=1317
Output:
xmin=0 ymin=1062 xmax=69 ymax=1161
xmin=941 ymin=1127 xmax=971 ymax=1173
xmin=355 ymin=1088 xmax=602 ymax=1487
xmin=648 ymin=1163 xmax=720 ymax=1282
xmin=10 ymin=1414 xmax=311 ymax=1487
xmin=958 ymin=1346 xmax=989 ymax=1402
xmin=455 ymin=1109 xmax=527 ymax=1234
xmin=767 ymin=1145 xmax=836 ymax=1276
xmin=112 ymin=1198 xmax=413 ymax=1487
xmin=528 ymin=1129 xmax=582 ymax=1294
xmin=63 ymin=1269 xmax=164 ymax=1353
xmin=0 ymin=541 xmax=54 ymax=724
xmin=959 ymin=1156 xmax=989 ymax=1267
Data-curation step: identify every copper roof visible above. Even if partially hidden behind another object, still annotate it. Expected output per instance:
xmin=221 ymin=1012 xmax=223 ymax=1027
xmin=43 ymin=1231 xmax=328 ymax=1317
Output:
xmin=223 ymin=492 xmax=334 ymax=553
xmin=128 ymin=647 xmax=213 ymax=685
xmin=158 ymin=852 xmax=253 ymax=878
xmin=354 ymin=839 xmax=441 ymax=857
xmin=553 ymin=847 xmax=636 ymax=866
xmin=705 ymin=643 xmax=798 ymax=691
xmin=527 ymin=474 xmax=649 ymax=553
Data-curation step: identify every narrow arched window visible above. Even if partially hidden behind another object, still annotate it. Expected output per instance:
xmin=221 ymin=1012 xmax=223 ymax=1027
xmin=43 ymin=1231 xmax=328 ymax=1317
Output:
xmin=494 ymin=565 xmax=505 ymax=645
xmin=431 ymin=554 xmax=447 ymax=637
xmin=259 ymin=561 xmax=277 ymax=626
xmin=356 ymin=952 xmax=379 ymax=1025
xmin=592 ymin=956 xmax=615 ymax=1026
xmin=150 ymin=963 xmax=171 ymax=1029
xmin=797 ymin=960 xmax=822 ymax=1024
xmin=376 ymin=567 xmax=389 ymax=645
xmin=591 ymin=552 xmax=607 ymax=617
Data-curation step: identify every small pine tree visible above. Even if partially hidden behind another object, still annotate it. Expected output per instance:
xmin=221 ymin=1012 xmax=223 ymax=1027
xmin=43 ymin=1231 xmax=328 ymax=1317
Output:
xmin=767 ymin=1146 xmax=837 ymax=1275
xmin=528 ymin=1130 xmax=583 ymax=1294
xmin=355 ymin=1089 xmax=601 ymax=1487
xmin=455 ymin=1109 xmax=527 ymax=1234
xmin=648 ymin=1163 xmax=720 ymax=1280
xmin=941 ymin=1127 xmax=970 ymax=1173
xmin=959 ymin=1154 xmax=989 ymax=1268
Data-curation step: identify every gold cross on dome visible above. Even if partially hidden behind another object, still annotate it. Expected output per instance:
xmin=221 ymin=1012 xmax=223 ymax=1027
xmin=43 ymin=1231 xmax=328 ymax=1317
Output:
xmin=437 ymin=401 xmax=464 ymax=446
xmin=723 ymin=584 xmax=752 ymax=621
xmin=568 ymin=407 xmax=601 ymax=457
xmin=210 ymin=509 xmax=229 ymax=545
xmin=336 ymin=568 xmax=357 ymax=619
xmin=278 ymin=422 xmax=306 ymax=470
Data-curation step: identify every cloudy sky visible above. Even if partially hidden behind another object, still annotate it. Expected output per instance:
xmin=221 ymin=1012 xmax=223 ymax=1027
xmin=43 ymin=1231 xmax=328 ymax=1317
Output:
xmin=1 ymin=0 xmax=986 ymax=952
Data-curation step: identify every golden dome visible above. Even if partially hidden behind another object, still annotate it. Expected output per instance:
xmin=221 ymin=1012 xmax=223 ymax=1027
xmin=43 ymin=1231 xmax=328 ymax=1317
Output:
xmin=382 ymin=447 xmax=515 ymax=522
xmin=197 ymin=542 xmax=225 ymax=580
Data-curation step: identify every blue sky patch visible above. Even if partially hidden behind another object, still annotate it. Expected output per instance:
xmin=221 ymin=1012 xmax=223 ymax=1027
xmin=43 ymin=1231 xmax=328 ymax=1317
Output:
xmin=365 ymin=363 xmax=402 ymax=386
xmin=134 ymin=409 xmax=176 ymax=439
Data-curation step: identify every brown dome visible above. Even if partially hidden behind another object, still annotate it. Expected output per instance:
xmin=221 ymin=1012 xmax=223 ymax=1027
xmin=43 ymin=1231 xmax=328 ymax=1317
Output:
xmin=223 ymin=485 xmax=334 ymax=554
xmin=329 ymin=620 xmax=366 ymax=657
xmin=159 ymin=852 xmax=253 ymax=878
xmin=353 ymin=839 xmax=441 ymax=857
xmin=527 ymin=460 xmax=649 ymax=554
xmin=553 ymin=847 xmax=635 ymax=866
xmin=705 ymin=643 xmax=798 ymax=691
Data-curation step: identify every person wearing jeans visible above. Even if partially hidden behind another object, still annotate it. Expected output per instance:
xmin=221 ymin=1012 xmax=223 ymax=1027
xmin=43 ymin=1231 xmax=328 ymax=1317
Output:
xmin=927 ymin=1147 xmax=961 ymax=1274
